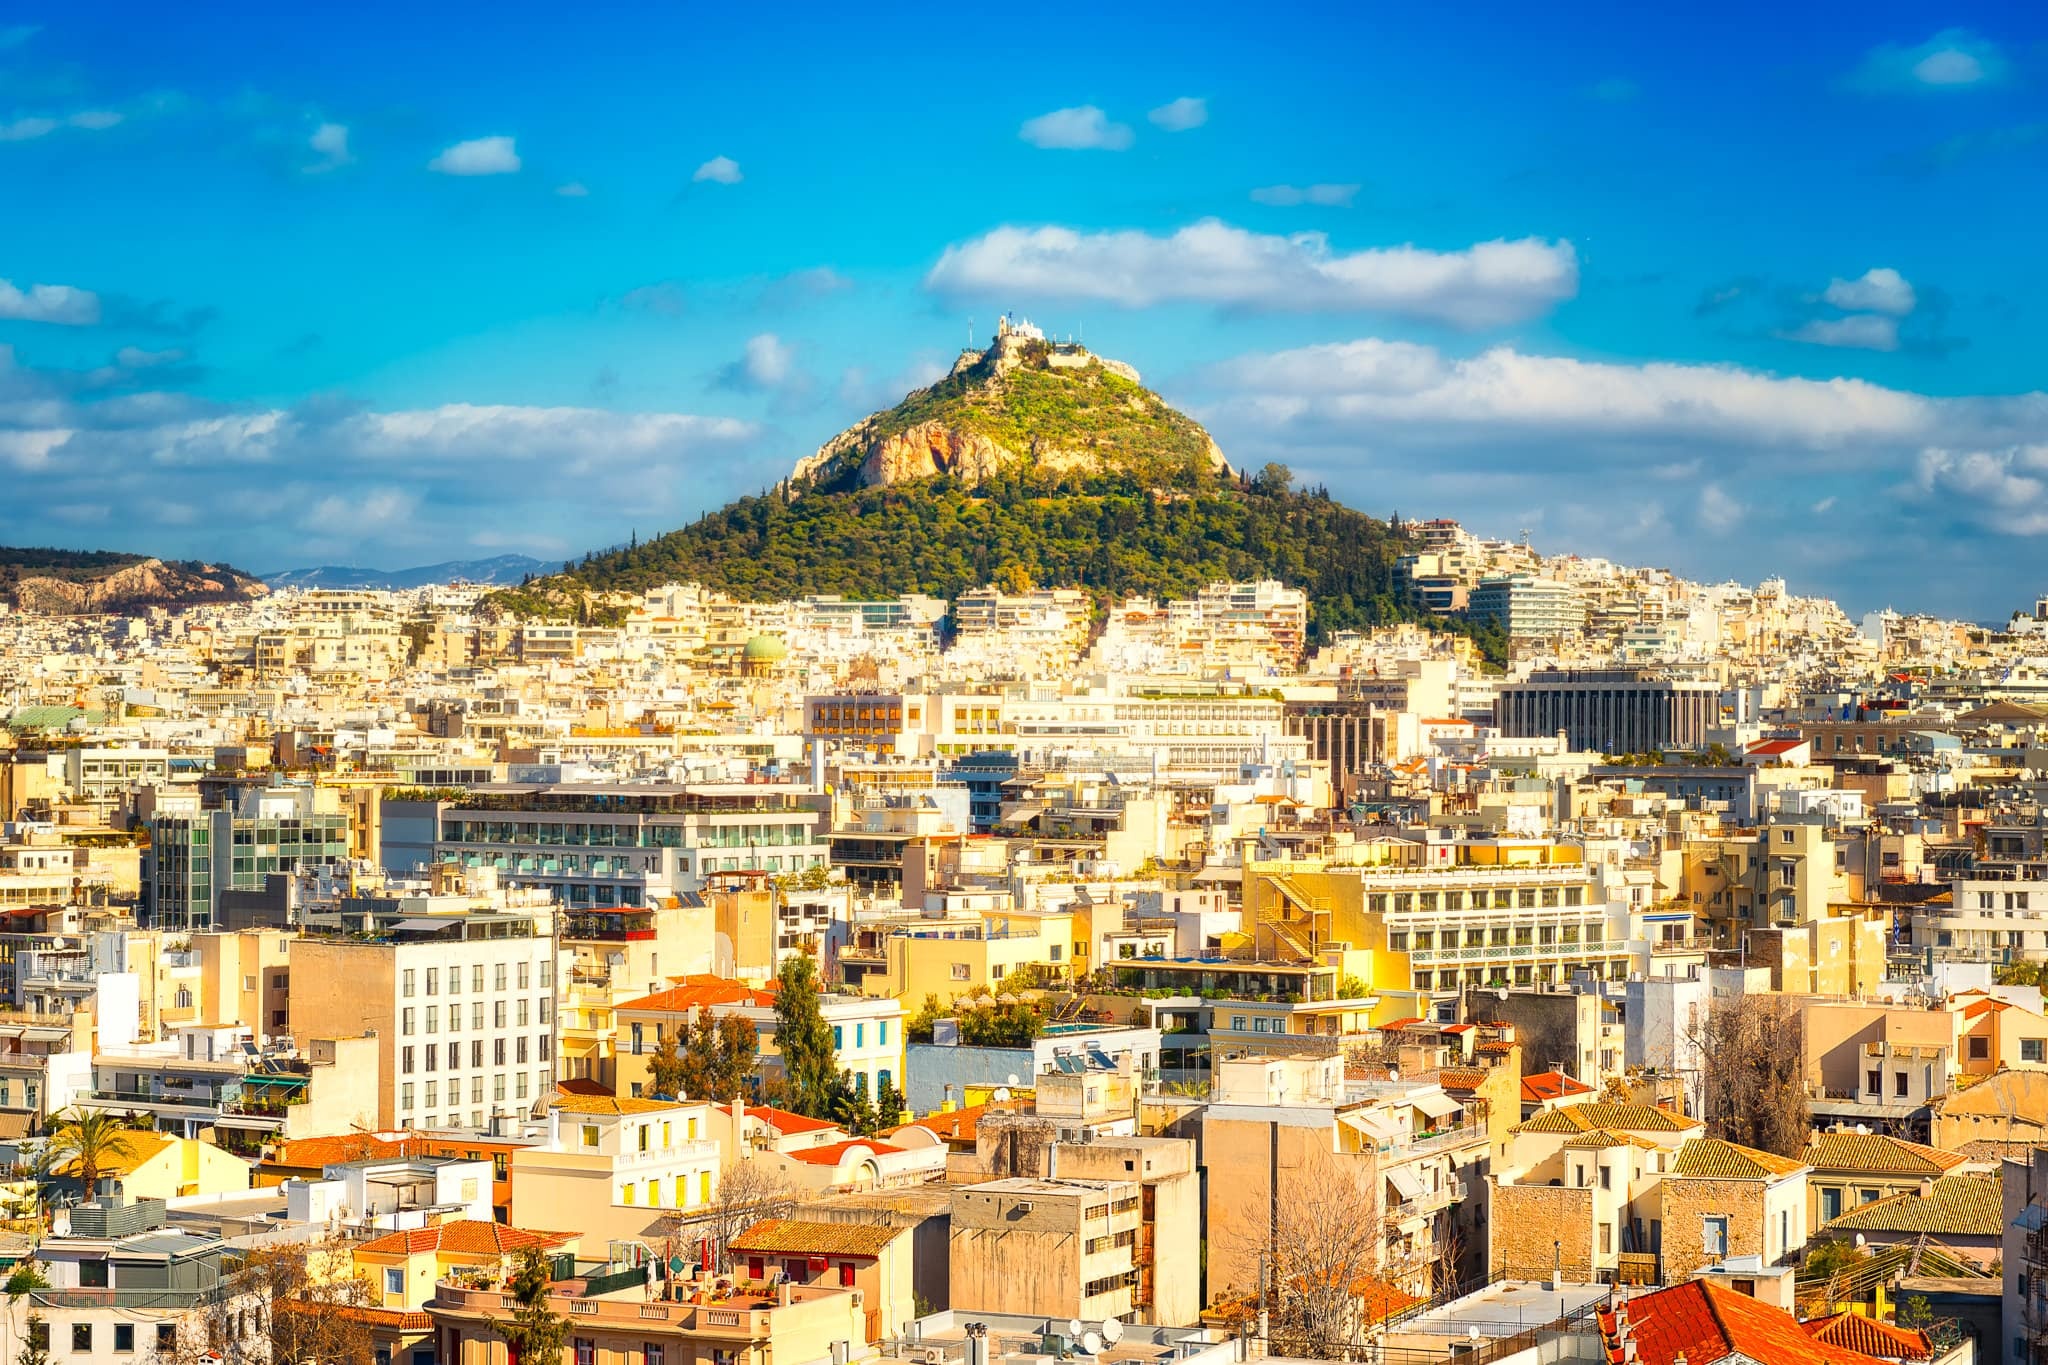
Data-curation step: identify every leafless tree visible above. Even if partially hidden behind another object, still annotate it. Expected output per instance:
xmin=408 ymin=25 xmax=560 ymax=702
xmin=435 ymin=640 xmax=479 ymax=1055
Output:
xmin=1692 ymin=993 xmax=1809 ymax=1157
xmin=664 ymin=1159 xmax=796 ymax=1274
xmin=155 ymin=1238 xmax=376 ymax=1365
xmin=1223 ymin=1147 xmax=1392 ymax=1360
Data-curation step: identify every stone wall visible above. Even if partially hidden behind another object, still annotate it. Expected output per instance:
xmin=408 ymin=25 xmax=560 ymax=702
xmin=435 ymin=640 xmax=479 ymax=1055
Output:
xmin=1659 ymin=1176 xmax=1764 ymax=1281
xmin=1489 ymin=1182 xmax=1594 ymax=1280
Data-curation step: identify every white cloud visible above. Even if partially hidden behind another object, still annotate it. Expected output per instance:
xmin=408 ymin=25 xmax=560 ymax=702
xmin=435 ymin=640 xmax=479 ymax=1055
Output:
xmin=428 ymin=135 xmax=520 ymax=176
xmin=306 ymin=122 xmax=353 ymax=172
xmin=1848 ymin=29 xmax=2008 ymax=91
xmin=0 ymin=278 xmax=101 ymax=326
xmin=1782 ymin=314 xmax=1901 ymax=352
xmin=1018 ymin=106 xmax=1133 ymax=151
xmin=1148 ymin=97 xmax=1207 ymax=132
xmin=1811 ymin=496 xmax=1837 ymax=513
xmin=1698 ymin=483 xmax=1745 ymax=531
xmin=0 ymin=428 xmax=70 ymax=469
xmin=1916 ymin=447 xmax=2048 ymax=534
xmin=718 ymin=333 xmax=797 ymax=391
xmin=555 ymin=181 xmax=589 ymax=197
xmin=692 ymin=155 xmax=742 ymax=184
xmin=0 ymin=117 xmax=57 ymax=142
xmin=1204 ymin=338 xmax=1934 ymax=448
xmin=925 ymin=220 xmax=1577 ymax=327
xmin=0 ymin=109 xmax=123 ymax=142
xmin=1822 ymin=267 xmax=1916 ymax=316
xmin=1250 ymin=183 xmax=1361 ymax=207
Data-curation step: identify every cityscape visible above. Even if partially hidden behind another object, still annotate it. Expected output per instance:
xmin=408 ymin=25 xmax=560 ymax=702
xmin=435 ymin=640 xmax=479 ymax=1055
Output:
xmin=4 ymin=7 xmax=2048 ymax=1365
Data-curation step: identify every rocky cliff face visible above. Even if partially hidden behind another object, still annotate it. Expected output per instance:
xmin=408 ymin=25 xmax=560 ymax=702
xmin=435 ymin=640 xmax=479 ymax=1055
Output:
xmin=790 ymin=331 xmax=1226 ymax=495
xmin=3 ymin=557 xmax=268 ymax=614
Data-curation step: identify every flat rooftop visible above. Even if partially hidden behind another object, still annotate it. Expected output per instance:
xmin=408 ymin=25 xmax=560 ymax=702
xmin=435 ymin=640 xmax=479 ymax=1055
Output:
xmin=1386 ymin=1280 xmax=1609 ymax=1344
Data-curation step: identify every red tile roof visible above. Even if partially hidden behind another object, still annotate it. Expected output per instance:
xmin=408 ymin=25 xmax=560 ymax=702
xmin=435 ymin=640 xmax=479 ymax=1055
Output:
xmin=1605 ymin=1279 xmax=1896 ymax=1365
xmin=1521 ymin=1070 xmax=1594 ymax=1103
xmin=884 ymin=1103 xmax=997 ymax=1144
xmin=784 ymin=1138 xmax=902 ymax=1167
xmin=555 ymin=1077 xmax=614 ymax=1097
xmin=357 ymin=1220 xmax=572 ymax=1258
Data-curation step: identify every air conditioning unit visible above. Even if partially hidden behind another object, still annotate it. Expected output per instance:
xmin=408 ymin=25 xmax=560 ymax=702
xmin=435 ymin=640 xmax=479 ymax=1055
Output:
xmin=923 ymin=1351 xmax=945 ymax=1364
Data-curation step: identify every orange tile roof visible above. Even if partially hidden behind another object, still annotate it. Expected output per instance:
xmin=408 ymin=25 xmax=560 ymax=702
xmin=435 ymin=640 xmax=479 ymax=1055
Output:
xmin=1512 ymin=1103 xmax=1697 ymax=1136
xmin=1606 ymin=1279 xmax=1897 ymax=1365
xmin=784 ymin=1138 xmax=902 ymax=1167
xmin=619 ymin=974 xmax=778 ymax=1013
xmin=730 ymin=1218 xmax=899 ymax=1258
xmin=267 ymin=1131 xmax=414 ymax=1170
xmin=1802 ymin=1132 xmax=1969 ymax=1178
xmin=727 ymin=1103 xmax=840 ymax=1136
xmin=1670 ymin=1137 xmax=1810 ymax=1180
xmin=54 ymin=1130 xmax=172 ymax=1179
xmin=551 ymin=1094 xmax=688 ymax=1117
xmin=357 ymin=1220 xmax=571 ymax=1258
xmin=885 ymin=1103 xmax=996 ymax=1143
xmin=1436 ymin=1067 xmax=1487 ymax=1093
xmin=1802 ymin=1312 xmax=1932 ymax=1360
xmin=555 ymin=1077 xmax=615 ymax=1097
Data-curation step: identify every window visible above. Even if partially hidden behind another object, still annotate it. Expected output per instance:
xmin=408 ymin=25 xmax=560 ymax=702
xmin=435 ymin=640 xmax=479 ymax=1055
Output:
xmin=878 ymin=1021 xmax=888 ymax=1046
xmin=402 ymin=968 xmax=416 ymax=998
xmin=1599 ymin=1165 xmax=1611 ymax=1190
xmin=1820 ymin=1187 xmax=1841 ymax=1221
xmin=583 ymin=1124 xmax=600 ymax=1148
xmin=833 ymin=1025 xmax=843 ymax=1050
xmin=1865 ymin=1069 xmax=1880 ymax=1094
xmin=951 ymin=963 xmax=970 ymax=981
xmin=400 ymin=1083 xmax=414 ymax=1111
xmin=1701 ymin=1216 xmax=1727 ymax=1258
xmin=114 ymin=1324 xmax=135 ymax=1354
xmin=1894 ymin=1072 xmax=1908 ymax=1097
xmin=631 ymin=1023 xmax=644 ymax=1055
xmin=426 ymin=968 xmax=438 ymax=995
xmin=386 ymin=1268 xmax=404 ymax=1296
xmin=2026 ymin=1039 xmax=2046 ymax=1064
xmin=575 ymin=1341 xmax=595 ymax=1365
xmin=646 ymin=1347 xmax=665 ymax=1365
xmin=402 ymin=1046 xmax=415 ymax=1074
xmin=73 ymin=1325 xmax=93 ymax=1353
xmin=156 ymin=1326 xmax=174 ymax=1354
xmin=1859 ymin=1188 xmax=1879 ymax=1204
xmin=402 ymin=1007 xmax=416 ymax=1036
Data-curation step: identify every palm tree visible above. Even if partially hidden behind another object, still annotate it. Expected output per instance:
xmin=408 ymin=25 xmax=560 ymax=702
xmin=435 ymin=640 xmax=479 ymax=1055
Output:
xmin=44 ymin=1110 xmax=136 ymax=1201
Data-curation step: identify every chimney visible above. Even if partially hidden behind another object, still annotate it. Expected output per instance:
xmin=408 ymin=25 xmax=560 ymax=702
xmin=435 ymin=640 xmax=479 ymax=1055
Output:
xmin=1919 ymin=1177 xmax=1934 ymax=1199
xmin=777 ymin=1279 xmax=792 ymax=1307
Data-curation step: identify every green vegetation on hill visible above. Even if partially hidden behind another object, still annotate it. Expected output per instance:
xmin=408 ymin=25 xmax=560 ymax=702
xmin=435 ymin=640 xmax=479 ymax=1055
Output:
xmin=491 ymin=465 xmax=1508 ymax=658
xmin=0 ymin=547 xmax=148 ymax=581
xmin=809 ymin=350 xmax=1216 ymax=490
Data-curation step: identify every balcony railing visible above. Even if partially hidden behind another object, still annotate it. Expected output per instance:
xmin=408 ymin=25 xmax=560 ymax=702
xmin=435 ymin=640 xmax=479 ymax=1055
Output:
xmin=1388 ymin=1121 xmax=1488 ymax=1159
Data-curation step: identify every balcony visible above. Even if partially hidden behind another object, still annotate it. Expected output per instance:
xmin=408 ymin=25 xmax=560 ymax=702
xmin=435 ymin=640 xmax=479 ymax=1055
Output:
xmin=610 ymin=1139 xmax=720 ymax=1171
xmin=1385 ymin=1185 xmax=1457 ymax=1223
xmin=1389 ymin=1121 xmax=1487 ymax=1160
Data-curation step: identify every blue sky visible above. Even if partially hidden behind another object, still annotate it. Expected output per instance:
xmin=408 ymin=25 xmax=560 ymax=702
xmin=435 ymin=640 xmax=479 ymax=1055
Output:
xmin=2 ymin=3 xmax=2045 ymax=616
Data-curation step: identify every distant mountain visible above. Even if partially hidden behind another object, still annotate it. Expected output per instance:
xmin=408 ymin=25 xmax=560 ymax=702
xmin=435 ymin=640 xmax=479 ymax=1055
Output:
xmin=266 ymin=555 xmax=550 ymax=591
xmin=0 ymin=547 xmax=266 ymax=614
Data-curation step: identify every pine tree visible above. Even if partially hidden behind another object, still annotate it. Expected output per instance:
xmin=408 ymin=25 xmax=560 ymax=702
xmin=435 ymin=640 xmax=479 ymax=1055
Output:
xmin=488 ymin=1248 xmax=567 ymax=1365
xmin=771 ymin=956 xmax=842 ymax=1119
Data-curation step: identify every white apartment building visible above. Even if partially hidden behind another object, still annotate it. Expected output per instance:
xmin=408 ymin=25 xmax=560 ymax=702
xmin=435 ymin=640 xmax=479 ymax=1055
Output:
xmin=510 ymin=1094 xmax=722 ymax=1246
xmin=288 ymin=866 xmax=562 ymax=1130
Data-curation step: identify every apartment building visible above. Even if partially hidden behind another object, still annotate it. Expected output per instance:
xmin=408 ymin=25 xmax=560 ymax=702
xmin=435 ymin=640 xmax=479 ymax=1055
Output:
xmin=511 ymin=1094 xmax=721 ymax=1247
xmin=382 ymin=782 xmax=829 ymax=908
xmin=288 ymin=866 xmax=560 ymax=1130
xmin=950 ymin=1177 xmax=1143 ymax=1320
xmin=146 ymin=785 xmax=348 ymax=929
xmin=1243 ymin=839 xmax=1627 ymax=1011
xmin=1469 ymin=575 xmax=1586 ymax=639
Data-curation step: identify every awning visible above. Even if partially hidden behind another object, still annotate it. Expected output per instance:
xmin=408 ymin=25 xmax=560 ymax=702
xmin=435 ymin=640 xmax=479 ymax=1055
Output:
xmin=0 ymin=1113 xmax=31 ymax=1141
xmin=1340 ymin=1111 xmax=1401 ymax=1143
xmin=1385 ymin=1165 xmax=1426 ymax=1201
xmin=1413 ymin=1092 xmax=1462 ymax=1120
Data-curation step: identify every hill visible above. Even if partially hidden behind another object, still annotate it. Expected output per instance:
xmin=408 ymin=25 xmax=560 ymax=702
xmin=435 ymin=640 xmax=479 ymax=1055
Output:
xmin=791 ymin=321 xmax=1225 ymax=494
xmin=488 ymin=327 xmax=1500 ymax=656
xmin=0 ymin=547 xmax=266 ymax=614
xmin=266 ymin=555 xmax=549 ymax=590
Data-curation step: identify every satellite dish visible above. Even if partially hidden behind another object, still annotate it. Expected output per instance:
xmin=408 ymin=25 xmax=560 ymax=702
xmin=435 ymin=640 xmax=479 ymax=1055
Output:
xmin=1082 ymin=1334 xmax=1103 ymax=1355
xmin=1101 ymin=1320 xmax=1123 ymax=1345
xmin=992 ymin=1088 xmax=1011 ymax=1102
xmin=1069 ymin=1320 xmax=1085 ymax=1339
xmin=1009 ymin=1075 xmax=1023 ymax=1087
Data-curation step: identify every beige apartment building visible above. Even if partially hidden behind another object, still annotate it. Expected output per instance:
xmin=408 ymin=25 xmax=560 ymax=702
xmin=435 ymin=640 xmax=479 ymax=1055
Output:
xmin=511 ymin=1094 xmax=721 ymax=1248
xmin=950 ymin=1177 xmax=1142 ymax=1321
